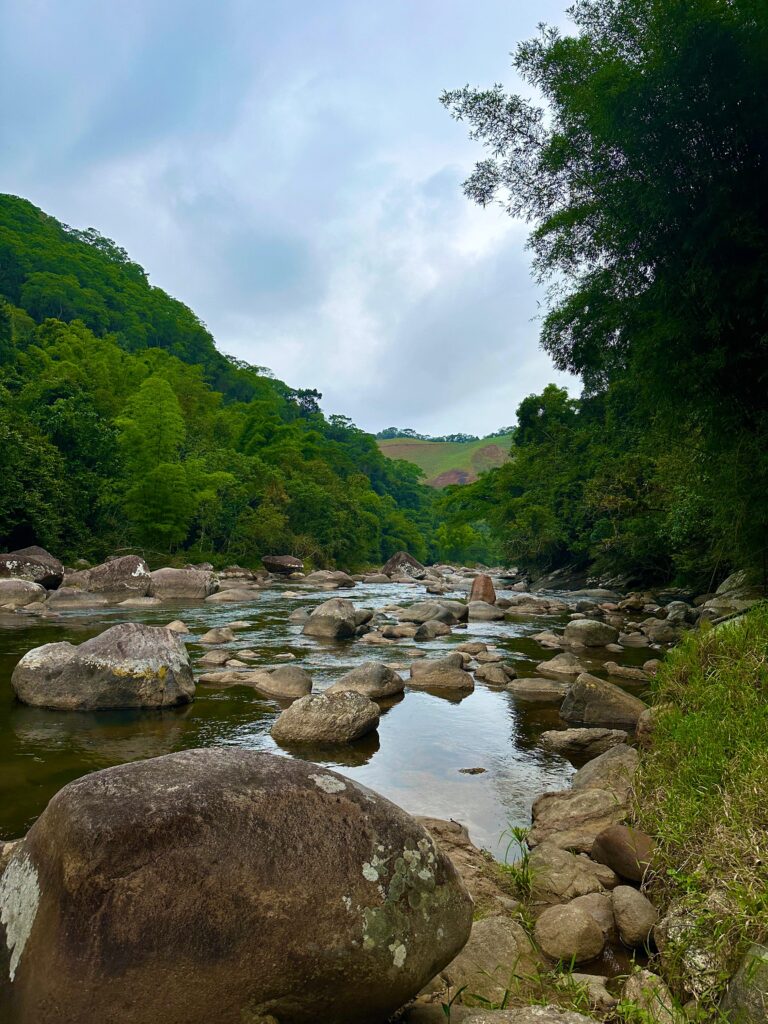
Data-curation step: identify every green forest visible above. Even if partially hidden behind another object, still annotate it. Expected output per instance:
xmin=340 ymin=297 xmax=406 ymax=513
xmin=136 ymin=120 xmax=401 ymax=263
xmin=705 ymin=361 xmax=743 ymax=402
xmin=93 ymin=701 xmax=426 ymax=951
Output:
xmin=438 ymin=0 xmax=768 ymax=591
xmin=0 ymin=194 xmax=472 ymax=569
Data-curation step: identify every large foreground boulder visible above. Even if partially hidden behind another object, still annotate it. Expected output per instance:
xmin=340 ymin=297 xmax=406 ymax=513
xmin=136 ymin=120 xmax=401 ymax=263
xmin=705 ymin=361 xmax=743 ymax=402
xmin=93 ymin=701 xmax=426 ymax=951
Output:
xmin=11 ymin=623 xmax=194 ymax=710
xmin=0 ymin=546 xmax=63 ymax=588
xmin=381 ymin=551 xmax=427 ymax=579
xmin=67 ymin=555 xmax=151 ymax=599
xmin=263 ymin=554 xmax=304 ymax=575
xmin=0 ymin=580 xmax=47 ymax=609
xmin=0 ymin=749 xmax=473 ymax=1024
xmin=560 ymin=673 xmax=647 ymax=728
xmin=271 ymin=690 xmax=380 ymax=744
xmin=149 ymin=567 xmax=217 ymax=599
xmin=302 ymin=598 xmax=359 ymax=639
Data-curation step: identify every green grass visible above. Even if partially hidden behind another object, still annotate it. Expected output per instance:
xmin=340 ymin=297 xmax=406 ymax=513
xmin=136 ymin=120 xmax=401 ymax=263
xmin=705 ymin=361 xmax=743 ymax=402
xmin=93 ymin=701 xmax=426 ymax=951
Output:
xmin=377 ymin=433 xmax=514 ymax=487
xmin=632 ymin=603 xmax=768 ymax=1015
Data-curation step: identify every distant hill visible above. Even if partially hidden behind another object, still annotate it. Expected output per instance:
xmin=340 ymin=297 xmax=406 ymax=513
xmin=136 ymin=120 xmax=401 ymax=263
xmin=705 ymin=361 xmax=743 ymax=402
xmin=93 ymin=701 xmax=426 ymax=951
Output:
xmin=378 ymin=433 xmax=514 ymax=488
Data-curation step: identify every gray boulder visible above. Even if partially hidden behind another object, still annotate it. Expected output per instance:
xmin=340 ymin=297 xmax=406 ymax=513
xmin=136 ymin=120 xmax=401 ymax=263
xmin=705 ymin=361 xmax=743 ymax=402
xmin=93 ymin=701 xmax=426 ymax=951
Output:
xmin=560 ymin=672 xmax=648 ymax=728
xmin=414 ymin=619 xmax=452 ymax=641
xmin=571 ymin=744 xmax=640 ymax=800
xmin=438 ymin=915 xmax=541 ymax=1008
xmin=45 ymin=587 xmax=109 ymax=609
xmin=0 ymin=545 xmax=63 ymax=588
xmin=467 ymin=601 xmax=505 ymax=621
xmin=11 ymin=623 xmax=194 ymax=711
xmin=536 ymin=652 xmax=588 ymax=678
xmin=409 ymin=655 xmax=474 ymax=692
xmin=381 ymin=550 xmax=428 ymax=579
xmin=0 ymin=580 xmax=47 ymax=609
xmin=506 ymin=677 xmax=571 ymax=701
xmin=326 ymin=663 xmax=404 ymax=700
xmin=204 ymin=588 xmax=259 ymax=603
xmin=612 ymin=886 xmax=658 ymax=948
xmin=529 ymin=842 xmax=618 ymax=905
xmin=149 ymin=567 xmax=217 ymax=599
xmin=621 ymin=971 xmax=680 ymax=1024
xmin=722 ymin=944 xmax=768 ymax=1024
xmin=538 ymin=728 xmax=628 ymax=759
xmin=67 ymin=555 xmax=152 ymax=598
xmin=0 ymin=749 xmax=472 ymax=1024
xmin=529 ymin=788 xmax=627 ymax=852
xmin=534 ymin=903 xmax=605 ymax=964
xmin=271 ymin=690 xmax=380 ymax=744
xmin=563 ymin=619 xmax=619 ymax=647
xmin=302 ymin=598 xmax=358 ymax=639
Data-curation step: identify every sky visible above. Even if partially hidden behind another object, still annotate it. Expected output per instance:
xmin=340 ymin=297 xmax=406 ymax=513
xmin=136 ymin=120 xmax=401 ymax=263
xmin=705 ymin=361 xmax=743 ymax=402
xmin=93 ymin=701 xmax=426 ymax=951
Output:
xmin=0 ymin=0 xmax=577 ymax=437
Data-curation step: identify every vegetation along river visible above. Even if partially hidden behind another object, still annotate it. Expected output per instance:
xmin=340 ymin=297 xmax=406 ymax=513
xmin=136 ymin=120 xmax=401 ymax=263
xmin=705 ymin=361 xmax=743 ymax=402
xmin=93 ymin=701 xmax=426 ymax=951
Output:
xmin=0 ymin=579 xmax=650 ymax=851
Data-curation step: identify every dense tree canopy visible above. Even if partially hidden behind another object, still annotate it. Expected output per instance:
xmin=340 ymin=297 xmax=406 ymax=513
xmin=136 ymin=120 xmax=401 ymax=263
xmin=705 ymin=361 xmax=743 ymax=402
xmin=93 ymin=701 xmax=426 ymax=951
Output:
xmin=441 ymin=0 xmax=768 ymax=585
xmin=0 ymin=195 xmax=478 ymax=568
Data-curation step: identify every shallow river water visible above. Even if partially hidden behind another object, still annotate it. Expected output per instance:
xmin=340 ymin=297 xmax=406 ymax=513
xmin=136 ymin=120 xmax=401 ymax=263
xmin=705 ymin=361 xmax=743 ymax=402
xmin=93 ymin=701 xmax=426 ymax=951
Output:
xmin=0 ymin=580 xmax=648 ymax=854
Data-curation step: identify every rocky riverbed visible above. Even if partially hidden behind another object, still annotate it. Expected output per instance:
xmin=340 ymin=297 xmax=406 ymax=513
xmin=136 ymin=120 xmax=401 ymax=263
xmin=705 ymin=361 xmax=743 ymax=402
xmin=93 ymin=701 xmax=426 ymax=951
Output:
xmin=1 ymin=549 xmax=761 ymax=1023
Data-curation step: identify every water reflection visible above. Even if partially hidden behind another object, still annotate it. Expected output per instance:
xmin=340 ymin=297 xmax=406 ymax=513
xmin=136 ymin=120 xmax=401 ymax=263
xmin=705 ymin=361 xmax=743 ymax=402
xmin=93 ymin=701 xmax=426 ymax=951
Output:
xmin=0 ymin=579 xmax=646 ymax=850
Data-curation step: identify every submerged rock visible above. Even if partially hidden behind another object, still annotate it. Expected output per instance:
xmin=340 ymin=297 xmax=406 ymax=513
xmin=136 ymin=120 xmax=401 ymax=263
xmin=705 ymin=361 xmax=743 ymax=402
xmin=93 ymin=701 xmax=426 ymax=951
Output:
xmin=10 ymin=623 xmax=194 ymax=711
xmin=271 ymin=690 xmax=380 ymax=744
xmin=0 ymin=749 xmax=472 ymax=1024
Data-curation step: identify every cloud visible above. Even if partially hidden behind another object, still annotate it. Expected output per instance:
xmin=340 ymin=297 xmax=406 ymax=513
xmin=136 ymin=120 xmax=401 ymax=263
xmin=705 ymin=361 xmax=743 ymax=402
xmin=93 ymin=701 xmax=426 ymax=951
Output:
xmin=0 ymin=0 xmax=578 ymax=436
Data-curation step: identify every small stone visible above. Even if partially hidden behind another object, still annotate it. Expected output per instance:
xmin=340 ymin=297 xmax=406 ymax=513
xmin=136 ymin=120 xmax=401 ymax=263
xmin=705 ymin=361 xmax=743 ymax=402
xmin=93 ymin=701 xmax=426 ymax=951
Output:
xmin=535 ymin=903 xmax=605 ymax=964
xmin=612 ymin=885 xmax=658 ymax=947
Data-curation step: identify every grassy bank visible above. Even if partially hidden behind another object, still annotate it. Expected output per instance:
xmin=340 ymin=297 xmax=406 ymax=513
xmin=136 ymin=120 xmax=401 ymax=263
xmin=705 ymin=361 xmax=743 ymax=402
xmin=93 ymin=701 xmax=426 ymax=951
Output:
xmin=633 ymin=603 xmax=768 ymax=1012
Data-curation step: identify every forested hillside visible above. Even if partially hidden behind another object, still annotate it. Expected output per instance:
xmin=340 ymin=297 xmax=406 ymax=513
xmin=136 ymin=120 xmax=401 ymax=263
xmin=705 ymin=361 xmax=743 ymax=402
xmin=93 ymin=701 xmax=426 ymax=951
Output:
xmin=0 ymin=194 xmax=450 ymax=568
xmin=440 ymin=0 xmax=768 ymax=591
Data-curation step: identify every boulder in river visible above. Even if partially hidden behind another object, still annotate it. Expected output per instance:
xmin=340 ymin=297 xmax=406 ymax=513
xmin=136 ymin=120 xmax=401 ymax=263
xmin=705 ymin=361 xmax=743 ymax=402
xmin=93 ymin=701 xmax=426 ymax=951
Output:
xmin=536 ymin=652 xmax=588 ymax=678
xmin=560 ymin=672 xmax=648 ymax=729
xmin=0 ymin=580 xmax=47 ymax=609
xmin=413 ymin=619 xmax=452 ymax=641
xmin=262 ymin=554 xmax=304 ymax=575
xmin=10 ymin=622 xmax=195 ymax=711
xmin=381 ymin=550 xmax=428 ymax=579
xmin=204 ymin=587 xmax=259 ymax=603
xmin=67 ymin=554 xmax=151 ymax=599
xmin=0 ymin=749 xmax=472 ymax=1024
xmin=563 ymin=618 xmax=620 ymax=647
xmin=506 ymin=677 xmax=571 ymax=702
xmin=409 ymin=654 xmax=474 ymax=693
xmin=0 ymin=546 xmax=63 ymax=588
xmin=468 ymin=574 xmax=496 ymax=604
xmin=149 ymin=567 xmax=217 ymax=599
xmin=326 ymin=663 xmax=404 ymax=700
xmin=44 ymin=587 xmax=109 ymax=609
xmin=302 ymin=597 xmax=359 ymax=639
xmin=271 ymin=690 xmax=380 ymax=744
xmin=538 ymin=728 xmax=628 ymax=759
xmin=467 ymin=600 xmax=505 ymax=621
